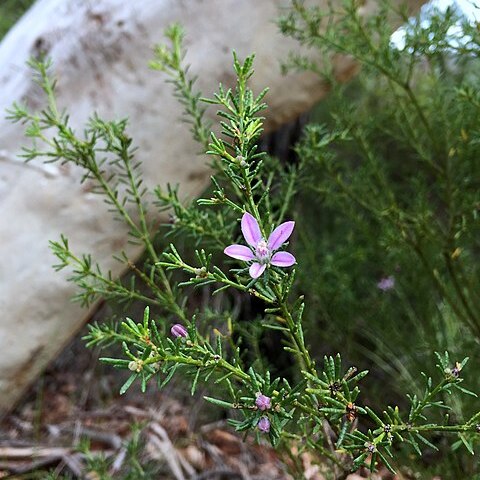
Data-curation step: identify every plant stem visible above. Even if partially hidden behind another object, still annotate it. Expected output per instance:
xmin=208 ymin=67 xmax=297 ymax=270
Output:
xmin=272 ymin=284 xmax=316 ymax=377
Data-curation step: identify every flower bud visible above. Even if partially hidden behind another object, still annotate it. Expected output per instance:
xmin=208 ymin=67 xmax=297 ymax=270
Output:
xmin=365 ymin=442 xmax=376 ymax=453
xmin=255 ymin=393 xmax=271 ymax=411
xmin=194 ymin=267 xmax=207 ymax=278
xmin=451 ymin=367 xmax=460 ymax=378
xmin=234 ymin=155 xmax=247 ymax=168
xmin=171 ymin=324 xmax=188 ymax=338
xmin=257 ymin=416 xmax=270 ymax=433
xmin=128 ymin=360 xmax=143 ymax=372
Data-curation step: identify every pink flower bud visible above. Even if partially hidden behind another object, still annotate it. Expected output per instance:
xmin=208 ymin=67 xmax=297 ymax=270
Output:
xmin=377 ymin=275 xmax=395 ymax=291
xmin=171 ymin=324 xmax=187 ymax=338
xmin=257 ymin=416 xmax=270 ymax=433
xmin=255 ymin=394 xmax=271 ymax=411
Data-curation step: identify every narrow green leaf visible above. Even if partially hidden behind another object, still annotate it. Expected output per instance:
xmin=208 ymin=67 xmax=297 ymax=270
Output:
xmin=120 ymin=374 xmax=137 ymax=395
xmin=191 ymin=368 xmax=201 ymax=395
xmin=458 ymin=433 xmax=475 ymax=455
xmin=204 ymin=396 xmax=235 ymax=409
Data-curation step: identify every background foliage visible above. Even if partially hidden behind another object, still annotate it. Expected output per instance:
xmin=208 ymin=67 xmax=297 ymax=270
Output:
xmin=282 ymin=1 xmax=480 ymax=475
xmin=0 ymin=0 xmax=34 ymax=39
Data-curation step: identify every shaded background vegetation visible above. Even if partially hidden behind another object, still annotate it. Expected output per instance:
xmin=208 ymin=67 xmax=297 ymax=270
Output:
xmin=0 ymin=0 xmax=34 ymax=39
xmin=283 ymin=2 xmax=480 ymax=476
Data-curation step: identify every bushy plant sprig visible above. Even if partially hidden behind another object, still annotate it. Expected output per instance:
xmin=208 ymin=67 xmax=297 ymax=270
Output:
xmin=9 ymin=16 xmax=480 ymax=478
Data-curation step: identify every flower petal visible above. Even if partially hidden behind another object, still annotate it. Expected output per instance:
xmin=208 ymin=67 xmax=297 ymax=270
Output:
xmin=268 ymin=221 xmax=295 ymax=251
xmin=224 ymin=244 xmax=255 ymax=261
xmin=249 ymin=262 xmax=267 ymax=279
xmin=271 ymin=251 xmax=296 ymax=267
xmin=241 ymin=212 xmax=262 ymax=247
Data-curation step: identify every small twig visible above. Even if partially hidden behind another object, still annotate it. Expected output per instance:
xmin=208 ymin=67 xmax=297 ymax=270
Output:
xmin=197 ymin=439 xmax=225 ymax=468
xmin=0 ymin=446 xmax=71 ymax=458
xmin=60 ymin=425 xmax=123 ymax=450
xmin=149 ymin=422 xmax=194 ymax=480
xmin=0 ymin=456 xmax=61 ymax=474
xmin=75 ymin=406 xmax=121 ymax=419
xmin=110 ymin=446 xmax=128 ymax=475
xmin=61 ymin=452 xmax=84 ymax=477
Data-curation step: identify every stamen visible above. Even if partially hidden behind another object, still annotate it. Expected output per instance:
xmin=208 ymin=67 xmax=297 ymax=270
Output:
xmin=255 ymin=240 xmax=270 ymax=262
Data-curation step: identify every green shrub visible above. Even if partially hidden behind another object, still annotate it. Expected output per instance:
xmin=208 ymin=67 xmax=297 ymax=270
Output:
xmin=10 ymin=2 xmax=480 ymax=478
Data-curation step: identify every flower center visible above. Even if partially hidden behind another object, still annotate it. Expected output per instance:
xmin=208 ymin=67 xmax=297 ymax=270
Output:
xmin=255 ymin=240 xmax=270 ymax=263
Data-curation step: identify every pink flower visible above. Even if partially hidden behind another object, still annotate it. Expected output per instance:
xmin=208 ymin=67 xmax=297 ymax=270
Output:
xmin=224 ymin=213 xmax=296 ymax=279
xmin=377 ymin=276 xmax=395 ymax=291
xmin=257 ymin=416 xmax=270 ymax=433
xmin=171 ymin=324 xmax=188 ymax=338
xmin=255 ymin=393 xmax=271 ymax=411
